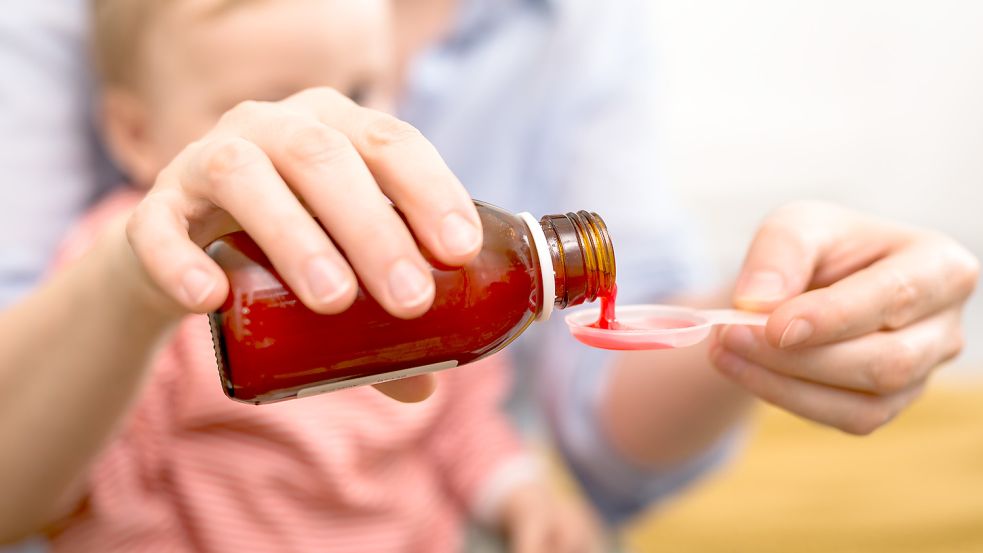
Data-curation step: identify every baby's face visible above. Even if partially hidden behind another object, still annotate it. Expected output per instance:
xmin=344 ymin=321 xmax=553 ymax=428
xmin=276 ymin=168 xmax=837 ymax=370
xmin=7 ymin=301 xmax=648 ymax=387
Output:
xmin=118 ymin=0 xmax=393 ymax=183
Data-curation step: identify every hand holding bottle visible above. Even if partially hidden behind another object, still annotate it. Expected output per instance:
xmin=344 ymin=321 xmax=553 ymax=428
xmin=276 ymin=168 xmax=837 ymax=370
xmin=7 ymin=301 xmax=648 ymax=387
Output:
xmin=120 ymin=87 xmax=485 ymax=401
xmin=710 ymin=201 xmax=980 ymax=434
xmin=125 ymin=87 xmax=482 ymax=319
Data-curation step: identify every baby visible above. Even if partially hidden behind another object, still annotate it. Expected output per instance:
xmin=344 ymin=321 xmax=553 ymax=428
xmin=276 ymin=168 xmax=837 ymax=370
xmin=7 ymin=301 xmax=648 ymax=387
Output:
xmin=46 ymin=0 xmax=598 ymax=551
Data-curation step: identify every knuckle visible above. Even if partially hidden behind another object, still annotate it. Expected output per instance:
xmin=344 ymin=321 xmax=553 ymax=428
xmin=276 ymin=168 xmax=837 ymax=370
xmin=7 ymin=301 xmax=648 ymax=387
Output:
xmin=773 ymin=200 xmax=818 ymax=218
xmin=951 ymin=247 xmax=981 ymax=298
xmin=199 ymin=137 xmax=263 ymax=184
xmin=756 ymin=217 xmax=792 ymax=238
xmin=291 ymin=86 xmax=349 ymax=104
xmin=283 ymin=124 xmax=354 ymax=166
xmin=125 ymin=201 xmax=152 ymax=243
xmin=763 ymin=201 xmax=848 ymax=254
xmin=771 ymin=200 xmax=838 ymax=224
xmin=220 ymin=100 xmax=270 ymax=125
xmin=942 ymin=330 xmax=965 ymax=364
xmin=753 ymin=213 xmax=819 ymax=261
xmin=844 ymin=402 xmax=894 ymax=436
xmin=868 ymin=339 xmax=917 ymax=393
xmin=356 ymin=225 xmax=418 ymax=267
xmin=126 ymin=193 xmax=179 ymax=247
xmin=923 ymin=236 xmax=979 ymax=300
xmin=967 ymin=253 xmax=982 ymax=282
xmin=361 ymin=113 xmax=422 ymax=150
xmin=882 ymin=269 xmax=920 ymax=329
xmin=155 ymin=153 xmax=184 ymax=184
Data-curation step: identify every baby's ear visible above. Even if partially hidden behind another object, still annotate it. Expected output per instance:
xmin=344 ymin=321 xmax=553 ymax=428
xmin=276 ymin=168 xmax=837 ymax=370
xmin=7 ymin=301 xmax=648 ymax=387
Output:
xmin=100 ymin=88 xmax=157 ymax=187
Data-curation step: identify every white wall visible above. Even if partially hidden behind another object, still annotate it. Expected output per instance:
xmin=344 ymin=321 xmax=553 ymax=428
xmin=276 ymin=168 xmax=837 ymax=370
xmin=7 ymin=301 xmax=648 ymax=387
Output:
xmin=651 ymin=0 xmax=983 ymax=376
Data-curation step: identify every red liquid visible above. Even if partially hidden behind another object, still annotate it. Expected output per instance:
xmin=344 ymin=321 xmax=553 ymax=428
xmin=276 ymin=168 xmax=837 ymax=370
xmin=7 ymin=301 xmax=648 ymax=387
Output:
xmin=572 ymin=317 xmax=699 ymax=350
xmin=574 ymin=283 xmax=700 ymax=351
xmin=573 ymin=334 xmax=674 ymax=351
xmin=207 ymin=205 xmax=542 ymax=404
xmin=592 ymin=284 xmax=623 ymax=330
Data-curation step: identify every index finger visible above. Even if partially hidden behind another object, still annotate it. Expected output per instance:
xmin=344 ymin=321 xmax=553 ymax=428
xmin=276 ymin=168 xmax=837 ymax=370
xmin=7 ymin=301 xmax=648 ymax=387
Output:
xmin=282 ymin=88 xmax=483 ymax=267
xmin=732 ymin=201 xmax=888 ymax=312
xmin=766 ymin=237 xmax=979 ymax=348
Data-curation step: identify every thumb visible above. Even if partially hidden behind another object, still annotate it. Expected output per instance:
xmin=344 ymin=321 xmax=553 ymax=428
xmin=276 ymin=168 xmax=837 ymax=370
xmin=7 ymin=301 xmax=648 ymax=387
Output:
xmin=734 ymin=205 xmax=826 ymax=312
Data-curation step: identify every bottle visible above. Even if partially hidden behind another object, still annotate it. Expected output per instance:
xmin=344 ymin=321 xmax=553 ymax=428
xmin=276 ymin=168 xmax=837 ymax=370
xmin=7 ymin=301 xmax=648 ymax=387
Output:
xmin=206 ymin=201 xmax=616 ymax=404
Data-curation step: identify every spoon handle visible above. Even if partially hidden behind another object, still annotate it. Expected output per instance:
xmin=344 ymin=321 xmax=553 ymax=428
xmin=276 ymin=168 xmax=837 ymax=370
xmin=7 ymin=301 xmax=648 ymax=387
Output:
xmin=701 ymin=309 xmax=768 ymax=327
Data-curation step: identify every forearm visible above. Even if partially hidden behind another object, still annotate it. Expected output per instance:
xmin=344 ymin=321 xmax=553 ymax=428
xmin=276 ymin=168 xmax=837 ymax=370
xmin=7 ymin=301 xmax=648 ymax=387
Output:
xmin=600 ymin=289 xmax=753 ymax=469
xmin=600 ymin=343 xmax=752 ymax=469
xmin=0 ymin=223 xmax=179 ymax=541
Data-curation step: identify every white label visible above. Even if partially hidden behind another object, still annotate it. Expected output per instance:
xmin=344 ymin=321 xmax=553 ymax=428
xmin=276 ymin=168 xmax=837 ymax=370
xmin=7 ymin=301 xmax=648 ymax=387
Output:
xmin=296 ymin=361 xmax=459 ymax=399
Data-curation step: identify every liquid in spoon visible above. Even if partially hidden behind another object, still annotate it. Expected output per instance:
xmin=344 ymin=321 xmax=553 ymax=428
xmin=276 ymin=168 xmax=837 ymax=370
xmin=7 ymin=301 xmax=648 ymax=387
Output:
xmin=578 ymin=285 xmax=697 ymax=349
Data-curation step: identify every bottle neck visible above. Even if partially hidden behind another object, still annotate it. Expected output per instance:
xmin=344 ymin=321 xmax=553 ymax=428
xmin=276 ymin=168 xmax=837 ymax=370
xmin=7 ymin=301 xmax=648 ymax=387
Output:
xmin=539 ymin=211 xmax=616 ymax=310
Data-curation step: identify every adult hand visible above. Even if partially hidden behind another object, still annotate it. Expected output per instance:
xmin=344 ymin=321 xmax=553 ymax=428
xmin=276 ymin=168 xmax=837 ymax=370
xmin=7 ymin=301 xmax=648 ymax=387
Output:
xmin=125 ymin=87 xmax=483 ymax=401
xmin=710 ymin=201 xmax=980 ymax=434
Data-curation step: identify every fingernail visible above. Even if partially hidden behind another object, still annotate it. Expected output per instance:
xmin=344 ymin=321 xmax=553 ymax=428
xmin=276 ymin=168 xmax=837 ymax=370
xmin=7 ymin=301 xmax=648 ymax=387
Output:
xmin=181 ymin=268 xmax=216 ymax=306
xmin=779 ymin=318 xmax=814 ymax=348
xmin=721 ymin=324 xmax=756 ymax=355
xmin=737 ymin=271 xmax=786 ymax=304
xmin=388 ymin=259 xmax=434 ymax=308
xmin=306 ymin=256 xmax=351 ymax=303
xmin=440 ymin=212 xmax=482 ymax=257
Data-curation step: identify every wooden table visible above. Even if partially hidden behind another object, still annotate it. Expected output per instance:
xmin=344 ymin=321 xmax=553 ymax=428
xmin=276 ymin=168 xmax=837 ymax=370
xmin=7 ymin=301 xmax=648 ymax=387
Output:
xmin=622 ymin=378 xmax=983 ymax=553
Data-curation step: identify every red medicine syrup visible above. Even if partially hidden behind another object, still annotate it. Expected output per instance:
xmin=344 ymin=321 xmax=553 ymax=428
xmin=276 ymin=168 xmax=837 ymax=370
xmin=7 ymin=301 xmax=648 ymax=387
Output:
xmin=576 ymin=283 xmax=699 ymax=351
xmin=593 ymin=283 xmax=622 ymax=330
xmin=206 ymin=203 xmax=616 ymax=404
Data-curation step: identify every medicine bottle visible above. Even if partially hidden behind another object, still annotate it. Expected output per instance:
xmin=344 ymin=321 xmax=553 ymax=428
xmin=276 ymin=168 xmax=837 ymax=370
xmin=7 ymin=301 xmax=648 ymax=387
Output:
xmin=207 ymin=202 xmax=615 ymax=404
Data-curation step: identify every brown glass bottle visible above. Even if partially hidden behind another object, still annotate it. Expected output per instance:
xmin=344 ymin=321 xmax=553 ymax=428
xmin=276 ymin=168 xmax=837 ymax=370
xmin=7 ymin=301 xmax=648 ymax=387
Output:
xmin=206 ymin=202 xmax=615 ymax=404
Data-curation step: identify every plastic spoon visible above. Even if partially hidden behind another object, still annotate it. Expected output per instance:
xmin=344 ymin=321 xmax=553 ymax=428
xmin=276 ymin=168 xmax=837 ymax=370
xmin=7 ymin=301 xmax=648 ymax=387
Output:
xmin=565 ymin=304 xmax=768 ymax=351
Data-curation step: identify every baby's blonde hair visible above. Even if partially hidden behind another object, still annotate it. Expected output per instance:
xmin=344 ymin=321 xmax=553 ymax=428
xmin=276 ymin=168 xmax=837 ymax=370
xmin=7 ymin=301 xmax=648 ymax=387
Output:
xmin=91 ymin=0 xmax=261 ymax=88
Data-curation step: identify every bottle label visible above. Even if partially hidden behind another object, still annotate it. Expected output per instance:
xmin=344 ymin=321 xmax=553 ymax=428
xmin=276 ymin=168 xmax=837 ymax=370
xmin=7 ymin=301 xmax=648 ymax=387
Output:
xmin=295 ymin=361 xmax=460 ymax=399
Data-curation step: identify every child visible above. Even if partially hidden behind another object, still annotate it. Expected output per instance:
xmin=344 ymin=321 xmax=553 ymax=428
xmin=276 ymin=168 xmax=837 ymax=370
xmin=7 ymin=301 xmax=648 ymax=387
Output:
xmin=46 ymin=0 xmax=599 ymax=551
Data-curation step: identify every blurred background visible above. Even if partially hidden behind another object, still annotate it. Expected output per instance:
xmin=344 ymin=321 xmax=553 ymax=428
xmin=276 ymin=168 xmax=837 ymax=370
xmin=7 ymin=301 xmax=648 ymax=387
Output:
xmin=619 ymin=2 xmax=983 ymax=551
xmin=650 ymin=0 xmax=983 ymax=373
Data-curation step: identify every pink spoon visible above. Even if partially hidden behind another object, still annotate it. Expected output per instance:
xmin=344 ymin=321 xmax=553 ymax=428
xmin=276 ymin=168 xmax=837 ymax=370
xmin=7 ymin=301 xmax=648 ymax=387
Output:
xmin=565 ymin=304 xmax=768 ymax=351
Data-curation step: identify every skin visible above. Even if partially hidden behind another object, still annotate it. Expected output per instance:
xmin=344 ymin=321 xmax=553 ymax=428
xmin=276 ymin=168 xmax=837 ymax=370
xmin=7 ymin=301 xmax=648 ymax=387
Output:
xmin=602 ymin=205 xmax=979 ymax=471
xmin=0 ymin=0 xmax=978 ymax=548
xmin=710 ymin=203 xmax=978 ymax=434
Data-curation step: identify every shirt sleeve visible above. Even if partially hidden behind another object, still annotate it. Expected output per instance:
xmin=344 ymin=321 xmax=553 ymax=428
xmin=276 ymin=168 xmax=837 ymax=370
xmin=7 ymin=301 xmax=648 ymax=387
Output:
xmin=520 ymin=0 xmax=737 ymax=525
xmin=421 ymin=355 xmax=541 ymax=527
xmin=537 ymin=340 xmax=742 ymax=526
xmin=0 ymin=1 xmax=118 ymax=309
